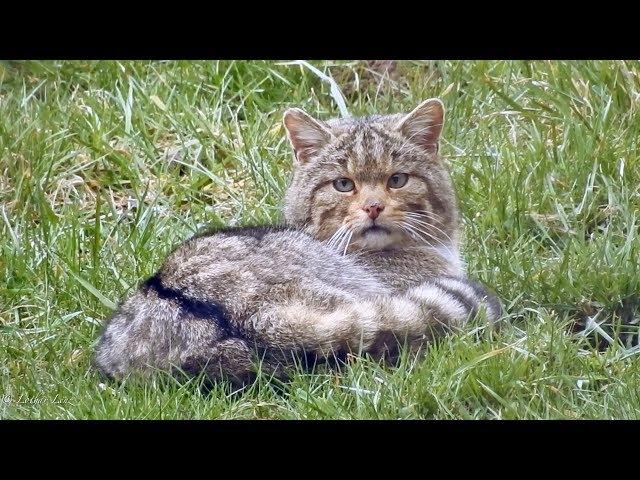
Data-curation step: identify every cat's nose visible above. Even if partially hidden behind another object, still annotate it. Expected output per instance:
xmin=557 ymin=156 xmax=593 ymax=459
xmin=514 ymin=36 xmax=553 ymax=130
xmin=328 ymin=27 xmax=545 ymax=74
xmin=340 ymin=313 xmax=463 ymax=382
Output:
xmin=363 ymin=201 xmax=385 ymax=220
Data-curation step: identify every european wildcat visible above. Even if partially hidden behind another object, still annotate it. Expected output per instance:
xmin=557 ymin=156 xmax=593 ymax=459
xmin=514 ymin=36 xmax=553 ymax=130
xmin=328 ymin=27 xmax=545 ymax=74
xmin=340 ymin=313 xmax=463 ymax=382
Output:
xmin=93 ymin=98 xmax=501 ymax=385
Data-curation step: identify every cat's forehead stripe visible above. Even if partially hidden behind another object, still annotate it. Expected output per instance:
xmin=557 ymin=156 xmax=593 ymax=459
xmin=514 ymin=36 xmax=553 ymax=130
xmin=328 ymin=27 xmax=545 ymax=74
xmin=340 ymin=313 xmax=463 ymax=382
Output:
xmin=333 ymin=125 xmax=398 ymax=173
xmin=333 ymin=131 xmax=357 ymax=152
xmin=369 ymin=125 xmax=403 ymax=145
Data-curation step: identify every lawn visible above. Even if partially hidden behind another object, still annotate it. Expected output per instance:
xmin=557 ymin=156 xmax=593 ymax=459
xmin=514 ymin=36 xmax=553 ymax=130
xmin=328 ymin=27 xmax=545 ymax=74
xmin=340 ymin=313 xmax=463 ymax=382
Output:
xmin=1 ymin=60 xmax=639 ymax=419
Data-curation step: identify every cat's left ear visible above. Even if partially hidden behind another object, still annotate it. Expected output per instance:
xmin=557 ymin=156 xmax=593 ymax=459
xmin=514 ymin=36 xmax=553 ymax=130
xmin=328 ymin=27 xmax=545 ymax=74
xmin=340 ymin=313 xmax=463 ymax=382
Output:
xmin=395 ymin=98 xmax=445 ymax=154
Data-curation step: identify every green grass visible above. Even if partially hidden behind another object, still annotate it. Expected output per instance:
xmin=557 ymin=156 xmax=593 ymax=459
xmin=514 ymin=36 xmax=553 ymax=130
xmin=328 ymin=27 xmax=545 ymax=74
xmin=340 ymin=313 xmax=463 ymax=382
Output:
xmin=2 ymin=60 xmax=640 ymax=419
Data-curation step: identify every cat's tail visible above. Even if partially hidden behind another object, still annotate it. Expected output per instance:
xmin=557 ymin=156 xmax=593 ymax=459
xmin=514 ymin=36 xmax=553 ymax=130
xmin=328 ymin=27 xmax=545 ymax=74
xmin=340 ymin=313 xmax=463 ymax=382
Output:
xmin=92 ymin=287 xmax=256 ymax=385
xmin=248 ymin=275 xmax=502 ymax=359
xmin=93 ymin=275 xmax=501 ymax=381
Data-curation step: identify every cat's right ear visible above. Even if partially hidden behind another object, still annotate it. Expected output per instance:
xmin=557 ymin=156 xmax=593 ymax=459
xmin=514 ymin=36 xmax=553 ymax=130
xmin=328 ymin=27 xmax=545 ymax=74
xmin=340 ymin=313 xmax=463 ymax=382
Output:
xmin=283 ymin=108 xmax=334 ymax=164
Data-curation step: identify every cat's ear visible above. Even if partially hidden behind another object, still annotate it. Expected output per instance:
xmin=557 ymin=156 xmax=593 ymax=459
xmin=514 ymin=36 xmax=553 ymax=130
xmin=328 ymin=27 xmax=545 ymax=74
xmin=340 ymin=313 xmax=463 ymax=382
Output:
xmin=395 ymin=98 xmax=445 ymax=154
xmin=283 ymin=108 xmax=334 ymax=164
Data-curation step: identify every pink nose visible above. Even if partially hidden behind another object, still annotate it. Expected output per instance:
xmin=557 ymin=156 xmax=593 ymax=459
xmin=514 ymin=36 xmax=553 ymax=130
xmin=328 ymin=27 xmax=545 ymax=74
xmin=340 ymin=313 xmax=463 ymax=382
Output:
xmin=363 ymin=202 xmax=385 ymax=220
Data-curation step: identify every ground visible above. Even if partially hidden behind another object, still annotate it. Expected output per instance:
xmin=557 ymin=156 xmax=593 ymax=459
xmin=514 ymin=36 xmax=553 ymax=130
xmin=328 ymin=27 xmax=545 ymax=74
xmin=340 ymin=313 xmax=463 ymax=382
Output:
xmin=1 ymin=60 xmax=639 ymax=419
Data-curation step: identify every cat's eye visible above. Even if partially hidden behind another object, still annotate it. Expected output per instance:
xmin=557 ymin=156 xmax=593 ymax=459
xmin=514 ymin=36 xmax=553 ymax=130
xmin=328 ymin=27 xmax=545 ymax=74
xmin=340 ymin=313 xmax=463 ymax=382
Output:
xmin=333 ymin=178 xmax=355 ymax=192
xmin=387 ymin=173 xmax=409 ymax=189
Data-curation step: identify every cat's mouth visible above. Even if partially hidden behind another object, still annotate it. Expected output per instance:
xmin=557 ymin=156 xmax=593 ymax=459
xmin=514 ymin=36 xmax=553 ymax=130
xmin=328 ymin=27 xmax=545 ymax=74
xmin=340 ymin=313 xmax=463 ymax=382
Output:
xmin=360 ymin=225 xmax=391 ymax=236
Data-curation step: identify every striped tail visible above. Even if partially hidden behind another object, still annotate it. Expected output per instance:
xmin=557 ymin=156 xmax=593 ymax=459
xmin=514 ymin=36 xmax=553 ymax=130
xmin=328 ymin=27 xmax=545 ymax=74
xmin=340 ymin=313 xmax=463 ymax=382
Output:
xmin=406 ymin=275 xmax=502 ymax=330
xmin=249 ymin=275 xmax=502 ymax=361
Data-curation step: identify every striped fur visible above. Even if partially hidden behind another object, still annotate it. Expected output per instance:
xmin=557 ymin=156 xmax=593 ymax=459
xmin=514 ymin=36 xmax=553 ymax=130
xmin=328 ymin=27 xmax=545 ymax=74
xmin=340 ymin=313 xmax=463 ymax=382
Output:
xmin=94 ymin=228 xmax=501 ymax=384
xmin=93 ymin=99 xmax=502 ymax=385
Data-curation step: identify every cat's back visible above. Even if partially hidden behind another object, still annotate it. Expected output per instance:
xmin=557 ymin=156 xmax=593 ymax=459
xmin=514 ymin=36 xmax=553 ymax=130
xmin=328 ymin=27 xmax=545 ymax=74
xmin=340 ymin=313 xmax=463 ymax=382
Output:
xmin=360 ymin=246 xmax=465 ymax=291
xmin=156 ymin=225 xmax=389 ymax=311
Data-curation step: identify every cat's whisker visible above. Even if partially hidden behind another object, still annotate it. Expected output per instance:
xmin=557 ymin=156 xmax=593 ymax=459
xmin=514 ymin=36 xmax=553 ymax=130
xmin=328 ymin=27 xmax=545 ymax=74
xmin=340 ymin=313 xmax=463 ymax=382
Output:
xmin=405 ymin=218 xmax=453 ymax=246
xmin=332 ymin=232 xmax=346 ymax=251
xmin=398 ymin=221 xmax=423 ymax=241
xmin=327 ymin=231 xmax=343 ymax=249
xmin=330 ymin=233 xmax=348 ymax=252
xmin=405 ymin=216 xmax=446 ymax=230
xmin=406 ymin=210 xmax=445 ymax=222
xmin=404 ymin=213 xmax=451 ymax=237
xmin=410 ymin=209 xmax=446 ymax=220
xmin=405 ymin=217 xmax=453 ymax=243
xmin=408 ymin=220 xmax=455 ymax=248
xmin=326 ymin=224 xmax=355 ymax=255
xmin=397 ymin=222 xmax=422 ymax=243
xmin=336 ymin=228 xmax=353 ymax=255
xmin=406 ymin=216 xmax=446 ymax=230
xmin=401 ymin=220 xmax=456 ymax=259
xmin=326 ymin=225 xmax=348 ymax=249
xmin=326 ymin=236 xmax=338 ymax=250
xmin=405 ymin=211 xmax=446 ymax=226
xmin=400 ymin=222 xmax=433 ymax=248
xmin=342 ymin=230 xmax=354 ymax=256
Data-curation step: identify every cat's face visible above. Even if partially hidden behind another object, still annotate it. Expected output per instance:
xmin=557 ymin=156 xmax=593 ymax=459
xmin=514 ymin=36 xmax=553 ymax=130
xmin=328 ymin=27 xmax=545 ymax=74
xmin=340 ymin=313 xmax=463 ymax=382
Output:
xmin=282 ymin=99 xmax=459 ymax=253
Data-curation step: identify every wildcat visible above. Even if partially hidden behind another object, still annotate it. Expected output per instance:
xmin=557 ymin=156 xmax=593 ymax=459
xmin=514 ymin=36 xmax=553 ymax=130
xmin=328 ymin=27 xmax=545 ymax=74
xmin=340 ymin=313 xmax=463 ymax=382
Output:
xmin=93 ymin=98 xmax=501 ymax=385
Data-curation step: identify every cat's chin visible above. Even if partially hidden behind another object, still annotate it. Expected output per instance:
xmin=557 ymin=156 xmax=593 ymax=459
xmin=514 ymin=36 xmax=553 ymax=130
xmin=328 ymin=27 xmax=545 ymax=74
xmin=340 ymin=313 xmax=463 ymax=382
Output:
xmin=353 ymin=228 xmax=402 ymax=251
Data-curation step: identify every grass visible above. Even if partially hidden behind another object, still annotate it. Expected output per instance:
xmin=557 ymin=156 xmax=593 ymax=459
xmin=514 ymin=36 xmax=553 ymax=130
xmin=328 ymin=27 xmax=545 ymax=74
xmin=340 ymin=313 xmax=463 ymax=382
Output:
xmin=1 ymin=60 xmax=640 ymax=419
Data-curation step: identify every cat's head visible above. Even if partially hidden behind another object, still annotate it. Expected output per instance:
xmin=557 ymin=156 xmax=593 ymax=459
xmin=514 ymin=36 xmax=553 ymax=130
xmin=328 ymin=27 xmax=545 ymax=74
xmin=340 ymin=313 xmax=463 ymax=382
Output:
xmin=282 ymin=99 xmax=459 ymax=253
